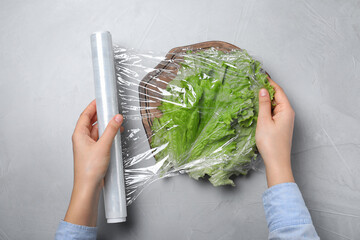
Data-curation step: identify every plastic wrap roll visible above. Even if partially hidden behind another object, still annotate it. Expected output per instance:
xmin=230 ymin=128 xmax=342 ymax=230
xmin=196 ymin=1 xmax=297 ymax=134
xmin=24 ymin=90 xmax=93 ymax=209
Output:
xmin=90 ymin=31 xmax=127 ymax=223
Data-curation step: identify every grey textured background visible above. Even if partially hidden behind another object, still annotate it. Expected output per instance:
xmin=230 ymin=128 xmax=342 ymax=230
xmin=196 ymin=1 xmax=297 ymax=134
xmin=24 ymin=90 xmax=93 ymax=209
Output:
xmin=1 ymin=0 xmax=360 ymax=239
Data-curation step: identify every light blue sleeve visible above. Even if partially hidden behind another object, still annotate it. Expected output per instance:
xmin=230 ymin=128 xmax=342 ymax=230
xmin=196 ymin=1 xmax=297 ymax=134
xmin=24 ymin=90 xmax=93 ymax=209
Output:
xmin=262 ymin=182 xmax=320 ymax=240
xmin=55 ymin=220 xmax=97 ymax=240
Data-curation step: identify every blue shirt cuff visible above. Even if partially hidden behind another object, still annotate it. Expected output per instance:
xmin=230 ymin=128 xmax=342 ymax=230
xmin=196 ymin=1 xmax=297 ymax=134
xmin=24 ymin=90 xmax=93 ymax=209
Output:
xmin=55 ymin=220 xmax=97 ymax=240
xmin=262 ymin=182 xmax=313 ymax=232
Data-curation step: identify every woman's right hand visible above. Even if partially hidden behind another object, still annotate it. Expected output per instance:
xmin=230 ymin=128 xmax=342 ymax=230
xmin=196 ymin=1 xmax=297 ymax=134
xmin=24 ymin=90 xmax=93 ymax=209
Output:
xmin=255 ymin=78 xmax=295 ymax=188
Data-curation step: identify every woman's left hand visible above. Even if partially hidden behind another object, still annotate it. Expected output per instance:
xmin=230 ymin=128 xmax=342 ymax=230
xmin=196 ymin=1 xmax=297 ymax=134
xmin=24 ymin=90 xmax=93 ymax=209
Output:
xmin=64 ymin=100 xmax=123 ymax=227
xmin=71 ymin=100 xmax=123 ymax=189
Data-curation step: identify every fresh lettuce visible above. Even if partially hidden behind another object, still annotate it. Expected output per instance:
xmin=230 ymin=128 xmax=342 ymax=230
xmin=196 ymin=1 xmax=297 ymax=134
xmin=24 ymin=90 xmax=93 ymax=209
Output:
xmin=151 ymin=48 xmax=274 ymax=186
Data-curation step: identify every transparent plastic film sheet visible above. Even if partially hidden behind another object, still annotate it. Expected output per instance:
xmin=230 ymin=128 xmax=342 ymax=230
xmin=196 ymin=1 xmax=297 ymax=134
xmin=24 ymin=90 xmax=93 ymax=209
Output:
xmin=115 ymin=43 xmax=275 ymax=205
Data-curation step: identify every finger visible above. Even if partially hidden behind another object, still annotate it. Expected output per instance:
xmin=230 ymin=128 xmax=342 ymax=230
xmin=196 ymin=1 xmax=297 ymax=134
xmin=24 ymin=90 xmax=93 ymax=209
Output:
xmin=75 ymin=100 xmax=97 ymax=134
xmin=90 ymin=123 xmax=99 ymax=141
xmin=258 ymin=88 xmax=272 ymax=122
xmin=98 ymin=114 xmax=123 ymax=149
xmin=267 ymin=77 xmax=291 ymax=107
xmin=120 ymin=126 xmax=124 ymax=133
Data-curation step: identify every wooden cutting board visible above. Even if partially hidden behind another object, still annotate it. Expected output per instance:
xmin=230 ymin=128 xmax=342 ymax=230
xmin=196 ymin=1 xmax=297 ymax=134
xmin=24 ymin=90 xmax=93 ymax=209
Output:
xmin=138 ymin=41 xmax=241 ymax=142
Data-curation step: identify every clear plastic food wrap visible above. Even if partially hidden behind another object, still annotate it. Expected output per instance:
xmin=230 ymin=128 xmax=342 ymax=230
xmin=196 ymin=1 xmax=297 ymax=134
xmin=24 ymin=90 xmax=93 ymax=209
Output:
xmin=115 ymin=42 xmax=274 ymax=205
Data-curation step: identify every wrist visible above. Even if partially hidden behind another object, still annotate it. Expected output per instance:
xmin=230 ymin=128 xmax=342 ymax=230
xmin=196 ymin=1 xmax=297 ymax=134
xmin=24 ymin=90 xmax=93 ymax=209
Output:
xmin=64 ymin=180 xmax=102 ymax=227
xmin=73 ymin=178 xmax=102 ymax=197
xmin=264 ymin=161 xmax=294 ymax=188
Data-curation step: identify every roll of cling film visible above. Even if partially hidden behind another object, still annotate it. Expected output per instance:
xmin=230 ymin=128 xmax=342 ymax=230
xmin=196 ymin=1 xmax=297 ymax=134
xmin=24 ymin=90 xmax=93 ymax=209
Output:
xmin=91 ymin=32 xmax=127 ymax=223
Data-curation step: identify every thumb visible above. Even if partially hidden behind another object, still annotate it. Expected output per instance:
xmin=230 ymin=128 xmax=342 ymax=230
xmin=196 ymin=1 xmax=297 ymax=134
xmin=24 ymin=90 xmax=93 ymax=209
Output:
xmin=98 ymin=114 xmax=123 ymax=149
xmin=258 ymin=88 xmax=272 ymax=122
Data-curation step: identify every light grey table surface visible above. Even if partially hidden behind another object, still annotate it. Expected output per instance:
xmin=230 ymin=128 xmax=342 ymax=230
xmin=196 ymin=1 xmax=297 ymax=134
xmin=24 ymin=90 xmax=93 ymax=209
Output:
xmin=1 ymin=0 xmax=360 ymax=239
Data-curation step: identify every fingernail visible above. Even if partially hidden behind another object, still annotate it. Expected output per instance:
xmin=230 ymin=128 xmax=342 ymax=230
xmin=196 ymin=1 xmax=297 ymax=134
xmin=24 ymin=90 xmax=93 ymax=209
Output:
xmin=115 ymin=114 xmax=122 ymax=123
xmin=260 ymin=89 xmax=267 ymax=97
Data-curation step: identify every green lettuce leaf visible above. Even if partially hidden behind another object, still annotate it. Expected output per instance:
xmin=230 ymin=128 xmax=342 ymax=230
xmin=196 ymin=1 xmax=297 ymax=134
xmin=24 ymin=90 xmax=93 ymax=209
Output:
xmin=151 ymin=48 xmax=274 ymax=186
